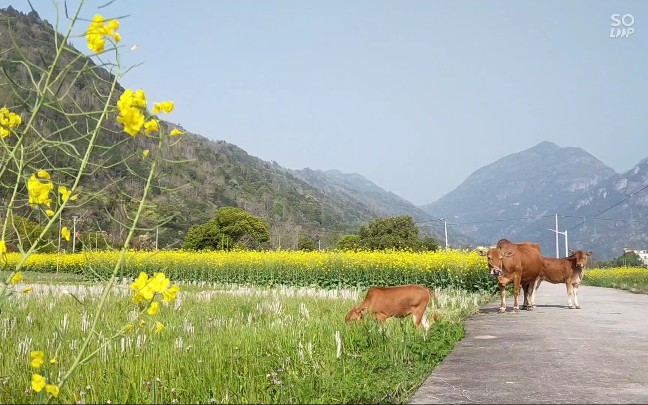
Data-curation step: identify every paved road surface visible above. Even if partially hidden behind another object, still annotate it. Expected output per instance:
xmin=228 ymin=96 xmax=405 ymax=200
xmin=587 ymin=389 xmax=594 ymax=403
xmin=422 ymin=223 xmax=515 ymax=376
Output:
xmin=410 ymin=283 xmax=648 ymax=404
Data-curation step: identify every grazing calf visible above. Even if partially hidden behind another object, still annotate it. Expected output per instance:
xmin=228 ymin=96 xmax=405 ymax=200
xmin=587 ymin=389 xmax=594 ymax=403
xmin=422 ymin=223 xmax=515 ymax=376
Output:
xmin=536 ymin=250 xmax=592 ymax=309
xmin=344 ymin=284 xmax=437 ymax=331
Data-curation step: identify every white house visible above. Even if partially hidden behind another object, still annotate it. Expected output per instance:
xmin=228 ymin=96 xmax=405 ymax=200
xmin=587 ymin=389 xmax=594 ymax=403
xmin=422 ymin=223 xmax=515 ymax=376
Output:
xmin=623 ymin=248 xmax=648 ymax=266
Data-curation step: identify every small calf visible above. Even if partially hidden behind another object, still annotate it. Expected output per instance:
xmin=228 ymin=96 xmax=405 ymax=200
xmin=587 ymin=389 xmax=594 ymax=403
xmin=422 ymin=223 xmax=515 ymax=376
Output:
xmin=345 ymin=284 xmax=437 ymax=331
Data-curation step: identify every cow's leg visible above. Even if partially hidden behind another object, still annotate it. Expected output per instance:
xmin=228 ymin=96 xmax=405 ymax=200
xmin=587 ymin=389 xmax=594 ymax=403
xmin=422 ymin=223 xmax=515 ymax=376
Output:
xmin=415 ymin=307 xmax=431 ymax=332
xmin=573 ymin=283 xmax=581 ymax=309
xmin=512 ymin=275 xmax=522 ymax=312
xmin=521 ymin=282 xmax=529 ymax=310
xmin=566 ymin=281 xmax=574 ymax=309
xmin=498 ymin=284 xmax=507 ymax=313
xmin=529 ymin=278 xmax=541 ymax=308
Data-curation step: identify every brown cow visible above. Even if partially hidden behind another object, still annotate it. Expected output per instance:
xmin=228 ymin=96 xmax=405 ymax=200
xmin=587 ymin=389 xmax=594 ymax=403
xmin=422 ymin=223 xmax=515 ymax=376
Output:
xmin=344 ymin=284 xmax=437 ymax=331
xmin=480 ymin=239 xmax=543 ymax=313
xmin=535 ymin=249 xmax=592 ymax=309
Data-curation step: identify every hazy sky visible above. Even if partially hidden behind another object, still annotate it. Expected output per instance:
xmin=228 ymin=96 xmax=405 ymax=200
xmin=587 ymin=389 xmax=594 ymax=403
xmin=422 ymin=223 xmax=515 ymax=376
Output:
xmin=4 ymin=0 xmax=648 ymax=205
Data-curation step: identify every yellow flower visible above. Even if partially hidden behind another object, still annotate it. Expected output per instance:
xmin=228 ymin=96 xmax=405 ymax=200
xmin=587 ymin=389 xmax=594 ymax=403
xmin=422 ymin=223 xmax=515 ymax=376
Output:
xmin=131 ymin=272 xmax=154 ymax=303
xmin=147 ymin=301 xmax=159 ymax=316
xmin=170 ymin=128 xmax=183 ymax=136
xmin=21 ymin=286 xmax=33 ymax=293
xmin=37 ymin=170 xmax=50 ymax=180
xmin=0 ymin=240 xmax=6 ymax=256
xmin=143 ymin=149 xmax=150 ymax=158
xmin=106 ymin=19 xmax=119 ymax=33
xmin=162 ymin=284 xmax=180 ymax=302
xmin=45 ymin=384 xmax=59 ymax=397
xmin=123 ymin=323 xmax=133 ymax=333
xmin=58 ymin=185 xmax=77 ymax=202
xmin=28 ymin=173 xmax=54 ymax=207
xmin=86 ymin=14 xmax=121 ymax=54
xmin=31 ymin=374 xmax=46 ymax=392
xmin=131 ymin=272 xmax=149 ymax=291
xmin=0 ymin=107 xmax=21 ymax=138
xmin=152 ymin=101 xmax=174 ymax=114
xmin=144 ymin=119 xmax=159 ymax=134
xmin=154 ymin=321 xmax=164 ymax=333
xmin=30 ymin=351 xmax=45 ymax=368
xmin=45 ymin=209 xmax=54 ymax=217
xmin=117 ymin=106 xmax=145 ymax=136
xmin=150 ymin=272 xmax=170 ymax=293
xmin=49 ymin=358 xmax=56 ymax=365
xmin=10 ymin=271 xmax=22 ymax=285
xmin=61 ymin=227 xmax=70 ymax=242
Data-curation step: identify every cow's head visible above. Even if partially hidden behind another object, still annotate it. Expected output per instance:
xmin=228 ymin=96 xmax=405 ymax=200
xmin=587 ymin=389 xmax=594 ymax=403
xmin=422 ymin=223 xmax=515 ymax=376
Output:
xmin=569 ymin=249 xmax=592 ymax=269
xmin=344 ymin=306 xmax=367 ymax=323
xmin=480 ymin=247 xmax=513 ymax=277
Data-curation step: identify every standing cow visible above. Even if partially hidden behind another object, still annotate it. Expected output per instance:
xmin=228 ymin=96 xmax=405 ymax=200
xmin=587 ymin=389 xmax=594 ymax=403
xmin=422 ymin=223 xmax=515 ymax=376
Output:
xmin=535 ymin=249 xmax=592 ymax=309
xmin=480 ymin=239 xmax=544 ymax=313
xmin=344 ymin=284 xmax=437 ymax=331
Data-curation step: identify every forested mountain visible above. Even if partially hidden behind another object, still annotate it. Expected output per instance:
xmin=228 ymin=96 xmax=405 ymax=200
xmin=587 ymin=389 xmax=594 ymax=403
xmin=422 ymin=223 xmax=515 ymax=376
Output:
xmin=0 ymin=6 xmax=450 ymax=250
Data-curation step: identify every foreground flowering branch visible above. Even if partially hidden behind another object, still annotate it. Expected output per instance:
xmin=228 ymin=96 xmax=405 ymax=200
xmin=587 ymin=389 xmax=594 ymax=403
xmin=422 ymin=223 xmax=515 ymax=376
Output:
xmin=0 ymin=2 xmax=184 ymax=402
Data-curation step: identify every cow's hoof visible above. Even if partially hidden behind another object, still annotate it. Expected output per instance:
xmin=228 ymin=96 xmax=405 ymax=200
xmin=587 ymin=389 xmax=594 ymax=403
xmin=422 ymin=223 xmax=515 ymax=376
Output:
xmin=526 ymin=306 xmax=534 ymax=311
xmin=513 ymin=307 xmax=520 ymax=313
xmin=575 ymin=305 xmax=581 ymax=309
xmin=498 ymin=307 xmax=506 ymax=313
xmin=567 ymin=305 xmax=574 ymax=309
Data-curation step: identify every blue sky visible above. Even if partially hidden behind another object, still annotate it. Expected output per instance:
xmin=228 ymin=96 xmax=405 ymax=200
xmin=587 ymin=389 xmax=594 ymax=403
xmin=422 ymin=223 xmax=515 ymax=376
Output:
xmin=4 ymin=0 xmax=648 ymax=205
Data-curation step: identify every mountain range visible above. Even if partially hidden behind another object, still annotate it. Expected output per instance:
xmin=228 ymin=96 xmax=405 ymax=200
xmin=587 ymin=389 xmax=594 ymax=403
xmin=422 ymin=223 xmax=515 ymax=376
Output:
xmin=420 ymin=141 xmax=648 ymax=259
xmin=2 ymin=7 xmax=646 ymax=259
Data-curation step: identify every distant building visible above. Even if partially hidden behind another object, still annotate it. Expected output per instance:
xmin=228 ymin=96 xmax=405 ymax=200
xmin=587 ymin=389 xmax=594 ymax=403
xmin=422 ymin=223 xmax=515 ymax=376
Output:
xmin=623 ymin=248 xmax=648 ymax=266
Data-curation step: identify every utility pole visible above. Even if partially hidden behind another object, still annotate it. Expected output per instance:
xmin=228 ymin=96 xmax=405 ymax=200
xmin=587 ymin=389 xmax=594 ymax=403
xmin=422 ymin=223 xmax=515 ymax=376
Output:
xmin=555 ymin=214 xmax=559 ymax=258
xmin=440 ymin=218 xmax=448 ymax=251
xmin=72 ymin=215 xmax=78 ymax=253
xmin=548 ymin=214 xmax=568 ymax=258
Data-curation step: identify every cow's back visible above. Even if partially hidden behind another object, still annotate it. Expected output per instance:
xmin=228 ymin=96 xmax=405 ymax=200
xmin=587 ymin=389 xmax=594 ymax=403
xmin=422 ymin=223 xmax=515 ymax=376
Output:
xmin=365 ymin=285 xmax=429 ymax=308
xmin=497 ymin=239 xmax=543 ymax=282
xmin=541 ymin=256 xmax=577 ymax=283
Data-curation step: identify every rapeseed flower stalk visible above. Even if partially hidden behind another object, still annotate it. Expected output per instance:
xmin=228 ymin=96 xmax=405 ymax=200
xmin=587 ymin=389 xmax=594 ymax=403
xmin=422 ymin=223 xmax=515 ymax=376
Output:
xmin=86 ymin=14 xmax=121 ymax=54
xmin=27 ymin=171 xmax=54 ymax=207
xmin=0 ymin=3 xmax=184 ymax=401
xmin=0 ymin=106 xmax=22 ymax=138
xmin=30 ymin=351 xmax=45 ymax=368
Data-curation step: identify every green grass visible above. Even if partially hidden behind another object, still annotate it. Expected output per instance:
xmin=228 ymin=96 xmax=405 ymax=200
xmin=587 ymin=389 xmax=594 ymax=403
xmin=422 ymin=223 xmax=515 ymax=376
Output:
xmin=0 ymin=281 xmax=490 ymax=404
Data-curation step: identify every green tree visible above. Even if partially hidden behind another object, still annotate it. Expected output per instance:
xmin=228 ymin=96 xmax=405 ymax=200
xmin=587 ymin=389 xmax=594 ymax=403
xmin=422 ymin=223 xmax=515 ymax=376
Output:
xmin=337 ymin=234 xmax=361 ymax=251
xmin=615 ymin=251 xmax=645 ymax=267
xmin=183 ymin=207 xmax=270 ymax=250
xmin=297 ymin=235 xmax=316 ymax=251
xmin=350 ymin=215 xmax=440 ymax=251
xmin=419 ymin=235 xmax=440 ymax=252
xmin=359 ymin=215 xmax=421 ymax=250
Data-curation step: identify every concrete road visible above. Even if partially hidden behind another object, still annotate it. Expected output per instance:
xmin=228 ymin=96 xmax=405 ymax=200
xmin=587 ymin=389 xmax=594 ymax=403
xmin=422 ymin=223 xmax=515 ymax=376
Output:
xmin=410 ymin=283 xmax=648 ymax=404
